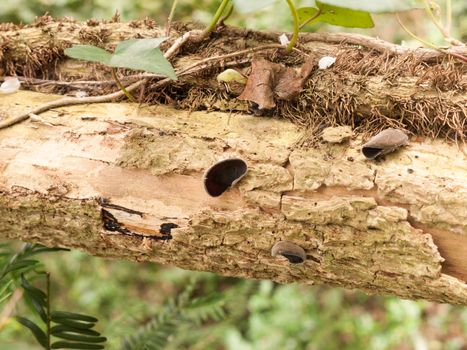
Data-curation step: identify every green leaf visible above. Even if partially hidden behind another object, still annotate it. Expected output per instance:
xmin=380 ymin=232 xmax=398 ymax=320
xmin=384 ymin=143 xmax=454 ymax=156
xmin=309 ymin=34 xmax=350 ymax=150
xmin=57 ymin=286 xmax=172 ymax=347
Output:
xmin=0 ymin=279 xmax=13 ymax=301
xmin=110 ymin=38 xmax=176 ymax=80
xmin=51 ymin=341 xmax=105 ymax=349
xmin=51 ymin=311 xmax=98 ymax=323
xmin=232 ymin=0 xmax=278 ymax=13
xmin=16 ymin=316 xmax=48 ymax=348
xmin=30 ymin=298 xmax=48 ymax=323
xmin=52 ymin=318 xmax=95 ymax=329
xmin=114 ymin=37 xmax=168 ymax=55
xmin=0 ymin=290 xmax=12 ymax=305
xmin=0 ymin=259 xmax=39 ymax=278
xmin=53 ymin=332 xmax=107 ymax=343
xmin=51 ymin=325 xmax=101 ymax=337
xmin=316 ymin=0 xmax=423 ymax=13
xmin=21 ymin=274 xmax=48 ymax=322
xmin=299 ymin=3 xmax=374 ymax=28
xmin=64 ymin=45 xmax=112 ymax=65
xmin=21 ymin=274 xmax=47 ymax=302
xmin=26 ymin=246 xmax=70 ymax=256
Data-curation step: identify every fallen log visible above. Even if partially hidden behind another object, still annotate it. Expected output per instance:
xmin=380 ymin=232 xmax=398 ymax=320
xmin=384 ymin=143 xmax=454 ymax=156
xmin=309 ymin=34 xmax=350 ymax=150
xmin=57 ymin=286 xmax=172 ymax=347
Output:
xmin=0 ymin=90 xmax=466 ymax=304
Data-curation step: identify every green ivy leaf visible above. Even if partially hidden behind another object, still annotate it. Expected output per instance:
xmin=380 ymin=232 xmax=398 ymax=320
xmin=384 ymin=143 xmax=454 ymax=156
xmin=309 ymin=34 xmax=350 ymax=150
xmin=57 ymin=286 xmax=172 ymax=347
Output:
xmin=232 ymin=0 xmax=278 ymax=13
xmin=299 ymin=2 xmax=374 ymax=28
xmin=110 ymin=38 xmax=176 ymax=80
xmin=65 ymin=38 xmax=177 ymax=80
xmin=16 ymin=316 xmax=48 ymax=348
xmin=64 ymin=45 xmax=112 ymax=66
xmin=316 ymin=0 xmax=423 ymax=13
xmin=51 ymin=341 xmax=105 ymax=349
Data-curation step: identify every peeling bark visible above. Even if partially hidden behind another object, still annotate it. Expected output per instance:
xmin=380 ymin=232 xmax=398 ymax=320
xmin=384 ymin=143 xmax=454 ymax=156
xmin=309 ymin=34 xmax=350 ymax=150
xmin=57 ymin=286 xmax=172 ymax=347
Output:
xmin=1 ymin=91 xmax=466 ymax=305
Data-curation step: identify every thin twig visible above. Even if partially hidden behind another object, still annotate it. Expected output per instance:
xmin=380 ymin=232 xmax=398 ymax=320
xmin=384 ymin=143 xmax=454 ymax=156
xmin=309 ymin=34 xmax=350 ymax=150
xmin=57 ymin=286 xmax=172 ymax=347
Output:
xmin=396 ymin=15 xmax=467 ymax=63
xmin=164 ymin=30 xmax=204 ymax=59
xmin=165 ymin=0 xmax=179 ymax=36
xmin=0 ymin=79 xmax=147 ymax=129
xmin=396 ymin=14 xmax=439 ymax=50
xmin=0 ymin=75 xmax=163 ymax=87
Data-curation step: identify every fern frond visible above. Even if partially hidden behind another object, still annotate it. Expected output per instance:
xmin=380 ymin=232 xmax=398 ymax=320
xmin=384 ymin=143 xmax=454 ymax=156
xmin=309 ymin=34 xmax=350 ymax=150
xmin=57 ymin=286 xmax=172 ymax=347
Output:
xmin=121 ymin=278 xmax=229 ymax=350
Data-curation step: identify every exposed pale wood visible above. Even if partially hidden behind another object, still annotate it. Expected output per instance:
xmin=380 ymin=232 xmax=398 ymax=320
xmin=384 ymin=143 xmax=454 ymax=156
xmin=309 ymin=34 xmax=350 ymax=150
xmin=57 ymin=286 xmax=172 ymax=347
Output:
xmin=0 ymin=91 xmax=466 ymax=305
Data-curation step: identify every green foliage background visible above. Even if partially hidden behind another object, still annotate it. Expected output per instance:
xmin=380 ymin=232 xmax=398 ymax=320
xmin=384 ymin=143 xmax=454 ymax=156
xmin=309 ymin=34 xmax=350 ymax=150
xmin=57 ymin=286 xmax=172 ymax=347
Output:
xmin=1 ymin=0 xmax=465 ymax=43
xmin=1 ymin=246 xmax=466 ymax=349
xmin=0 ymin=1 xmax=466 ymax=349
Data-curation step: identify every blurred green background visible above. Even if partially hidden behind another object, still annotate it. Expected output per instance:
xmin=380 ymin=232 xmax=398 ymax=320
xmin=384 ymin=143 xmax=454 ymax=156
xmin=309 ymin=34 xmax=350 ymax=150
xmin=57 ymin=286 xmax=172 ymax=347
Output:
xmin=1 ymin=0 xmax=466 ymax=43
xmin=1 ymin=244 xmax=466 ymax=350
xmin=1 ymin=1 xmax=466 ymax=349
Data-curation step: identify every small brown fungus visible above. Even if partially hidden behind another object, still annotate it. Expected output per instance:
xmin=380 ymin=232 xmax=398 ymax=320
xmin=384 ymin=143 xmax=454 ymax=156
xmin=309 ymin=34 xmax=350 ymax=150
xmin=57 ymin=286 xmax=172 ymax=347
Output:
xmin=203 ymin=158 xmax=248 ymax=197
xmin=362 ymin=128 xmax=409 ymax=159
xmin=271 ymin=241 xmax=306 ymax=264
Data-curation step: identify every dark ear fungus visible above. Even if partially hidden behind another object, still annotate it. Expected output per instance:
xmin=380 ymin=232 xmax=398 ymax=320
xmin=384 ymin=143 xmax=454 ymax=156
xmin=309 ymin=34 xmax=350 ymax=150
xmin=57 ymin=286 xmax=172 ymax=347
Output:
xmin=203 ymin=158 xmax=248 ymax=197
xmin=271 ymin=241 xmax=306 ymax=264
xmin=362 ymin=128 xmax=408 ymax=159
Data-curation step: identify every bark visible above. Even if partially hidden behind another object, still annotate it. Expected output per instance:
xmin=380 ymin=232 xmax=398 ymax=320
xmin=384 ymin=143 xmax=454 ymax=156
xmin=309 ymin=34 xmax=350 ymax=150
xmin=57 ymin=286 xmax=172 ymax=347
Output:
xmin=1 ymin=90 xmax=466 ymax=305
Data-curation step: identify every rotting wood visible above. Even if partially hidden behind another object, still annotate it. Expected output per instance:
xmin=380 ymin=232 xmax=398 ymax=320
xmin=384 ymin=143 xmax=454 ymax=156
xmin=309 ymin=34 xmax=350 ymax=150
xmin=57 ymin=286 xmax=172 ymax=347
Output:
xmin=0 ymin=90 xmax=466 ymax=305
xmin=1 ymin=19 xmax=466 ymax=140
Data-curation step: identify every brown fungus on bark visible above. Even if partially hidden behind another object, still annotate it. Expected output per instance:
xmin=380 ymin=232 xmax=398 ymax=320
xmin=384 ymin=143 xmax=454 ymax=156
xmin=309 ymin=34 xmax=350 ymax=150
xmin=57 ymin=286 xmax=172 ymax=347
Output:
xmin=271 ymin=241 xmax=307 ymax=264
xmin=362 ymin=128 xmax=409 ymax=160
xmin=203 ymin=158 xmax=248 ymax=197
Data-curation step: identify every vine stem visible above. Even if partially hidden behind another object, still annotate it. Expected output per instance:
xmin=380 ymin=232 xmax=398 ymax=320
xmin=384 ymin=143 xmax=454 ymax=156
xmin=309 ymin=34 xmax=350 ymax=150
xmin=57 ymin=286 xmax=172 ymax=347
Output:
xmin=445 ymin=0 xmax=452 ymax=37
xmin=422 ymin=0 xmax=462 ymax=46
xmin=219 ymin=2 xmax=234 ymax=25
xmin=285 ymin=0 xmax=300 ymax=52
xmin=111 ymin=68 xmax=136 ymax=102
xmin=299 ymin=9 xmax=321 ymax=30
xmin=205 ymin=0 xmax=231 ymax=34
xmin=396 ymin=14 xmax=439 ymax=50
xmin=422 ymin=0 xmax=448 ymax=38
xmin=46 ymin=272 xmax=51 ymax=350
xmin=165 ymin=0 xmax=179 ymax=36
xmin=396 ymin=15 xmax=467 ymax=63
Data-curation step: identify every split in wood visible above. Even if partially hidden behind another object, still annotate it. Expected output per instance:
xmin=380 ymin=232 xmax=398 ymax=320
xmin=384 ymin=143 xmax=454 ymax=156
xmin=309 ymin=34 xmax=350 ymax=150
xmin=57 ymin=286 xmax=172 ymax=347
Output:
xmin=271 ymin=241 xmax=307 ymax=264
xmin=203 ymin=158 xmax=248 ymax=197
xmin=362 ymin=128 xmax=409 ymax=159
